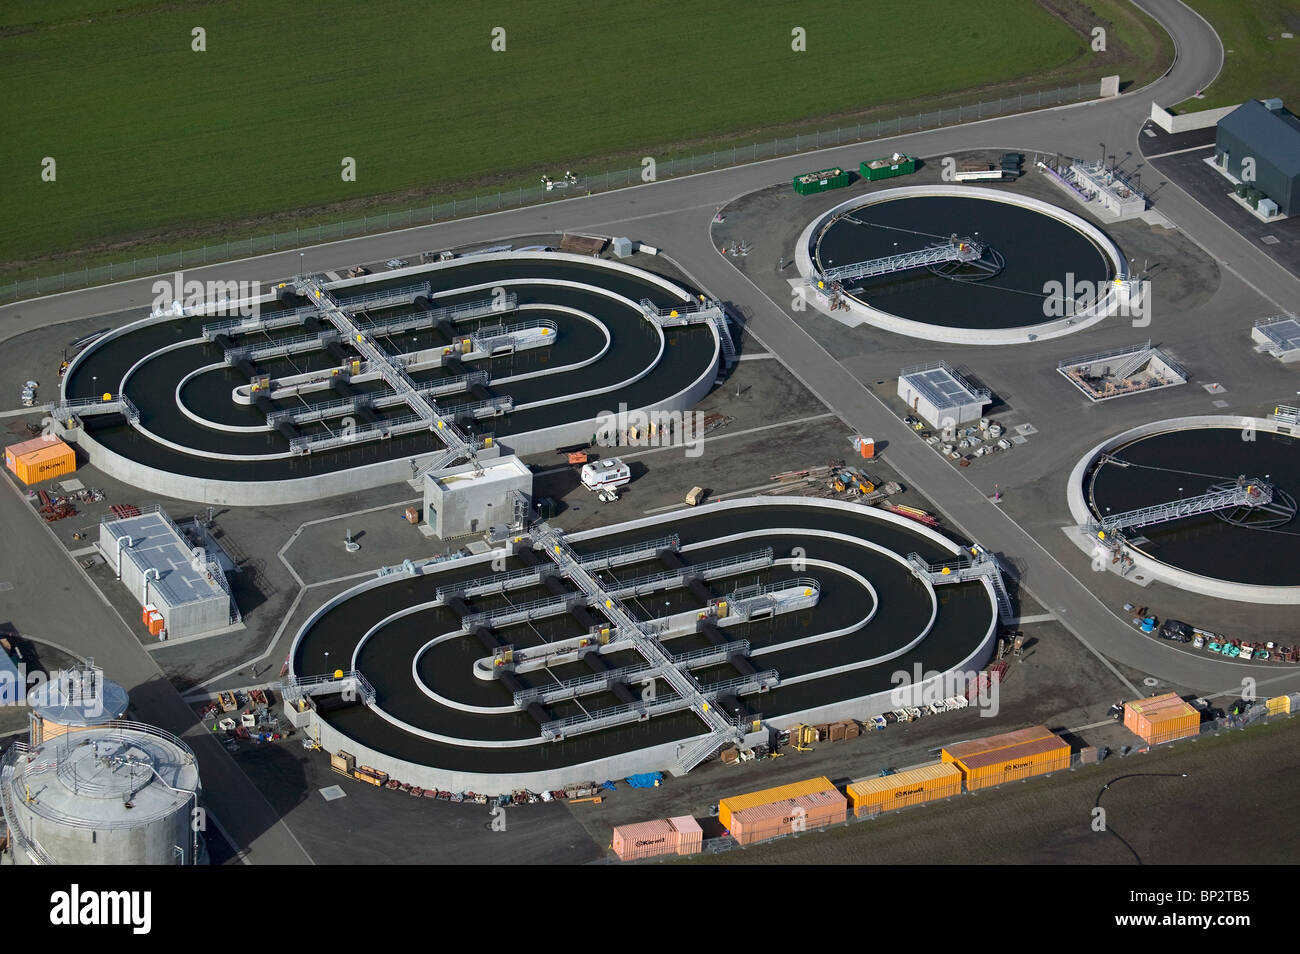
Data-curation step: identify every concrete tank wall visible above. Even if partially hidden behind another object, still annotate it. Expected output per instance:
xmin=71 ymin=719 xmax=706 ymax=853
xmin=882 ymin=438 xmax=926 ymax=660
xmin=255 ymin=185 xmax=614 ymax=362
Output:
xmin=11 ymin=797 xmax=197 ymax=866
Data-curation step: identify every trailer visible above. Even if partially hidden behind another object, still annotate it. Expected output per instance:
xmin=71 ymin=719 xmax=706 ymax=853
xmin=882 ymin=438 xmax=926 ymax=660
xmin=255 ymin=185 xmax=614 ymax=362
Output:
xmin=581 ymin=458 xmax=631 ymax=491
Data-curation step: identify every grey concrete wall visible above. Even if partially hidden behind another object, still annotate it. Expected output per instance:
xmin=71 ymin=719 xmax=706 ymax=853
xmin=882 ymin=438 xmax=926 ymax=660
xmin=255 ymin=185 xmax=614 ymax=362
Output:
xmin=1150 ymin=102 xmax=1235 ymax=134
xmin=12 ymin=793 xmax=197 ymax=866
xmin=1066 ymin=415 xmax=1300 ymax=604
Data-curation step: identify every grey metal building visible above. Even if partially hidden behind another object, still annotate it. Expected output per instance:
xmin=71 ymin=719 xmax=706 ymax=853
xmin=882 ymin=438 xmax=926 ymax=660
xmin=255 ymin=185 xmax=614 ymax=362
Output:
xmin=1214 ymin=98 xmax=1300 ymax=215
xmin=423 ymin=456 xmax=533 ymax=539
xmin=97 ymin=507 xmax=238 ymax=640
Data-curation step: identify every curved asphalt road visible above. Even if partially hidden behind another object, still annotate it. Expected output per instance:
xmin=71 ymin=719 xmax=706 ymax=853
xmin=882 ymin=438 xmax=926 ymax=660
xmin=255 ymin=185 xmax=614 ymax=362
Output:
xmin=3 ymin=1 xmax=1297 ymax=862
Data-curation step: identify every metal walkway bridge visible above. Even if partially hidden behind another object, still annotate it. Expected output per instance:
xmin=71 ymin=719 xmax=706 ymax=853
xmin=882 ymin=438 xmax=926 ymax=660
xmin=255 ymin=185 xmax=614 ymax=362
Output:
xmin=293 ymin=276 xmax=480 ymax=469
xmin=907 ymin=548 xmax=1014 ymax=622
xmin=529 ymin=523 xmax=741 ymax=771
xmin=639 ymin=297 xmax=737 ymax=366
xmin=51 ymin=394 xmax=140 ymax=425
xmin=1090 ymin=479 xmax=1274 ymax=537
xmin=819 ymin=238 xmax=986 ymax=285
xmin=280 ymin=670 xmax=376 ymax=707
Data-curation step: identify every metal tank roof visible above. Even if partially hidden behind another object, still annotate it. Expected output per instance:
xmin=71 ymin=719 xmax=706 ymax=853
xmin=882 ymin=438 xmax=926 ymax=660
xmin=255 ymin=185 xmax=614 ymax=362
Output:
xmin=27 ymin=664 xmax=129 ymax=727
xmin=4 ymin=723 xmax=199 ymax=830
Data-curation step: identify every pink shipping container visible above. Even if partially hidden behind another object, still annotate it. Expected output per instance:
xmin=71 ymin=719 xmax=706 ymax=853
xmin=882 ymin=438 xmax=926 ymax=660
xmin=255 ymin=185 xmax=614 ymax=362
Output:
xmin=611 ymin=819 xmax=678 ymax=861
xmin=729 ymin=789 xmax=847 ymax=846
xmin=668 ymin=815 xmax=703 ymax=855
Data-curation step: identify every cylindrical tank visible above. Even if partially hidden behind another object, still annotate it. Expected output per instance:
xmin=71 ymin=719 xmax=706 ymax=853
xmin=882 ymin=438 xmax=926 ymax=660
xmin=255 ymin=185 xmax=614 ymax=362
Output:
xmin=27 ymin=664 xmax=129 ymax=745
xmin=1 ymin=722 xmax=202 ymax=865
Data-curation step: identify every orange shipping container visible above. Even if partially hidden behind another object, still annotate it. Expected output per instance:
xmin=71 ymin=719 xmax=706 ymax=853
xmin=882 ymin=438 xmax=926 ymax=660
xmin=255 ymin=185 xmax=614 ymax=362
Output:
xmin=942 ymin=725 xmax=1070 ymax=791
xmin=729 ymin=790 xmax=847 ymax=846
xmin=668 ymin=815 xmax=702 ymax=855
xmin=847 ymin=762 xmax=962 ymax=816
xmin=718 ymin=776 xmax=839 ymax=830
xmin=5 ymin=437 xmax=75 ymax=485
xmin=142 ymin=603 xmax=158 ymax=626
xmin=612 ymin=819 xmax=678 ymax=861
xmin=147 ymin=612 xmax=165 ymax=637
xmin=5 ymin=434 xmax=63 ymax=464
xmin=1123 ymin=693 xmax=1199 ymax=745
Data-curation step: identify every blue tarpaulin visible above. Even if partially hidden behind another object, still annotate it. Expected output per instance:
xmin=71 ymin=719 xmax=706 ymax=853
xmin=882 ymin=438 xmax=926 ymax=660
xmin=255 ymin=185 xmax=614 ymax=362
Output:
xmin=625 ymin=772 xmax=663 ymax=788
xmin=601 ymin=780 xmax=617 ymax=791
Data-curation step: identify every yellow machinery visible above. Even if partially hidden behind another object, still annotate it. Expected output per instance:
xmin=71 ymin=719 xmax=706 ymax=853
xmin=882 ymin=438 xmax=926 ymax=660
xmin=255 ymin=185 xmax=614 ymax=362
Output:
xmin=789 ymin=724 xmax=817 ymax=751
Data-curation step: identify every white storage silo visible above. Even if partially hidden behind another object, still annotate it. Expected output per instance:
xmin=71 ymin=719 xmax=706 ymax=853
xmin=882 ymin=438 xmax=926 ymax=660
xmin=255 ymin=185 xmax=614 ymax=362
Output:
xmin=1 ymin=722 xmax=202 ymax=865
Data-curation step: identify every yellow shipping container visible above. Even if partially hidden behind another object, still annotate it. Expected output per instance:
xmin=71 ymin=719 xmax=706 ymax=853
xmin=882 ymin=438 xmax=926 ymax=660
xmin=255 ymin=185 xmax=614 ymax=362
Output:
xmin=7 ymin=439 xmax=76 ymax=485
xmin=942 ymin=726 xmax=1071 ymax=792
xmin=718 ymin=776 xmax=838 ymax=831
xmin=847 ymin=762 xmax=962 ymax=816
xmin=1124 ymin=693 xmax=1199 ymax=745
xmin=1266 ymin=696 xmax=1288 ymax=716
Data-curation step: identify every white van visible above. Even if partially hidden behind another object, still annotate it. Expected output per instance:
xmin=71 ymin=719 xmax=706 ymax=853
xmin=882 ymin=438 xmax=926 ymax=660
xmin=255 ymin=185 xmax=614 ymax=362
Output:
xmin=580 ymin=458 xmax=631 ymax=491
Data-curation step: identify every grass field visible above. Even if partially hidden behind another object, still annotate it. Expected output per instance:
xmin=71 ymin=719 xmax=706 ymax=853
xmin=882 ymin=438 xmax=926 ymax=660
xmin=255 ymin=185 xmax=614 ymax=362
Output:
xmin=1175 ymin=0 xmax=1300 ymax=111
xmin=0 ymin=1 xmax=1165 ymax=276
xmin=686 ymin=717 xmax=1300 ymax=865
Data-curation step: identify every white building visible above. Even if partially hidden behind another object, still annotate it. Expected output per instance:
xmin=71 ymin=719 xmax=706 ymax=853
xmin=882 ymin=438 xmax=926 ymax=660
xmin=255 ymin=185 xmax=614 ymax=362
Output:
xmin=898 ymin=361 xmax=991 ymax=429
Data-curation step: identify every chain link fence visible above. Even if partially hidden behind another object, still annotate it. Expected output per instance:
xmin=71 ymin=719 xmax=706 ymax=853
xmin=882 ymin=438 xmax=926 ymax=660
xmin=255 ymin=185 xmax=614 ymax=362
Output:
xmin=2 ymin=82 xmax=1092 ymax=305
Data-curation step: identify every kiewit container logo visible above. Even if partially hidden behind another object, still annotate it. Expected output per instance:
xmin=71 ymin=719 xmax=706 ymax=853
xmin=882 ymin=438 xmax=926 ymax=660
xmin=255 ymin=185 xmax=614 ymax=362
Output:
xmin=151 ymin=271 xmax=260 ymax=318
xmin=49 ymin=885 xmax=151 ymax=934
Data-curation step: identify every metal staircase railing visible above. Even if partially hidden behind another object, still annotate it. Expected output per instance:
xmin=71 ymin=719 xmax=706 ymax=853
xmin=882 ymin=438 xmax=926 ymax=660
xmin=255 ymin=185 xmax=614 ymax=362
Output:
xmin=50 ymin=394 xmax=139 ymax=424
xmin=280 ymin=670 xmax=375 ymax=706
xmin=907 ymin=550 xmax=1013 ymax=622
xmin=638 ymin=298 xmax=736 ymax=366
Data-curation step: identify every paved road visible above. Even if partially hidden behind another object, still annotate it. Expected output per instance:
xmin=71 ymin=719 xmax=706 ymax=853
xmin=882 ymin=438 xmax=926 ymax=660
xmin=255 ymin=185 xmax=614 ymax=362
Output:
xmin=0 ymin=480 xmax=313 ymax=864
xmin=0 ymin=0 xmax=1296 ymax=863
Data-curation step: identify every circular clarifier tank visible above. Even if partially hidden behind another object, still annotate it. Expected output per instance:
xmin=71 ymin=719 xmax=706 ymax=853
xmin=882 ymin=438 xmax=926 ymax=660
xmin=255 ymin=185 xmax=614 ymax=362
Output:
xmin=797 ymin=185 xmax=1127 ymax=344
xmin=1072 ymin=418 xmax=1300 ymax=598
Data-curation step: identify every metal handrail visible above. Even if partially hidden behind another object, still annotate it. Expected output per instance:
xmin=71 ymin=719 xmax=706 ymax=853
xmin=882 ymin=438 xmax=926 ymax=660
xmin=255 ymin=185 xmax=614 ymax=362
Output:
xmin=1058 ymin=340 xmax=1153 ymax=370
xmin=897 ymin=360 xmax=991 ymax=404
xmin=334 ymin=281 xmax=432 ymax=310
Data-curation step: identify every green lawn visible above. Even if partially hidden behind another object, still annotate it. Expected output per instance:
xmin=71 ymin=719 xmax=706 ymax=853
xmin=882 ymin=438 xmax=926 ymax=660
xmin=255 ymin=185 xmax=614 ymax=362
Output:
xmin=1175 ymin=0 xmax=1300 ymax=111
xmin=0 ymin=0 xmax=1163 ymax=275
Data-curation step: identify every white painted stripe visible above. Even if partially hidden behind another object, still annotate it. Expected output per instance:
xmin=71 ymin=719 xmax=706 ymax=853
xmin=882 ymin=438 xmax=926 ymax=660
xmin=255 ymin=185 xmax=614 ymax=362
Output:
xmin=1144 ymin=143 xmax=1214 ymax=160
xmin=1013 ymin=613 xmax=1056 ymax=625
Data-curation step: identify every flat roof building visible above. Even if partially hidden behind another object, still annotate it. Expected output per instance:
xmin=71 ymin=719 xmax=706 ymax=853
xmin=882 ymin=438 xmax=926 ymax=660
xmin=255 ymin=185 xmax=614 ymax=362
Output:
xmin=898 ymin=361 xmax=992 ymax=429
xmin=97 ymin=508 xmax=237 ymax=640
